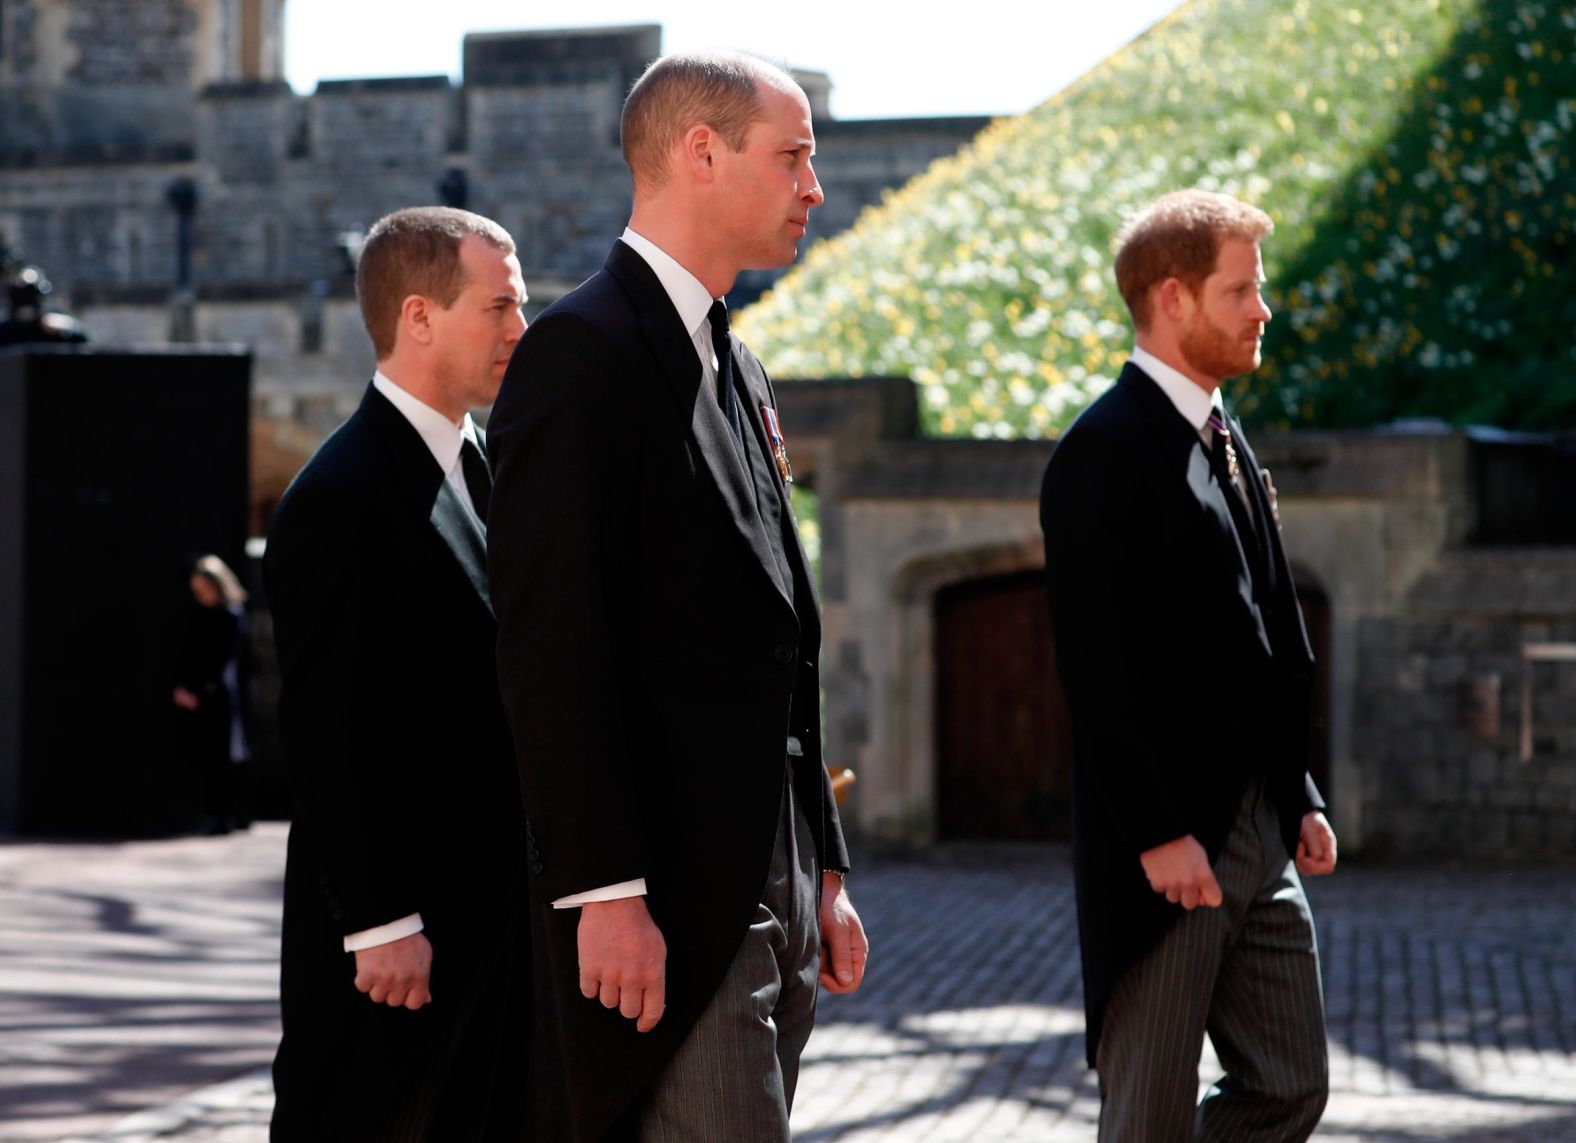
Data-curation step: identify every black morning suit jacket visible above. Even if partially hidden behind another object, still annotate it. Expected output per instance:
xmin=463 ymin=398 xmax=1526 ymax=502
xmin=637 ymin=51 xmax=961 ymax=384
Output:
xmin=1039 ymin=361 xmax=1324 ymax=1066
xmin=487 ymin=240 xmax=850 ymax=1142
xmin=265 ymin=384 xmax=527 ymax=1141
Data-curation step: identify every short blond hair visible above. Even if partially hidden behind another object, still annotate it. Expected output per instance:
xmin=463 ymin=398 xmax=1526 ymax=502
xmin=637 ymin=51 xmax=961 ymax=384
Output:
xmin=1114 ymin=190 xmax=1273 ymax=332
xmin=620 ymin=50 xmax=793 ymax=188
xmin=356 ymin=207 xmax=515 ymax=358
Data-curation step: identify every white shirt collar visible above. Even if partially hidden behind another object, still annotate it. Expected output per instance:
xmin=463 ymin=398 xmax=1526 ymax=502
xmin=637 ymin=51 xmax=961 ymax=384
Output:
xmin=371 ymin=370 xmax=479 ymax=476
xmin=1129 ymin=344 xmax=1224 ymax=433
xmin=620 ymin=227 xmax=717 ymax=345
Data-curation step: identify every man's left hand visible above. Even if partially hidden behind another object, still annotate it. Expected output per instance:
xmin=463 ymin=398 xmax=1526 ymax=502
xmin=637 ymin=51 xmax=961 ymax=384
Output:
xmin=818 ymin=872 xmax=868 ymax=994
xmin=353 ymin=932 xmax=433 ymax=1010
xmin=1296 ymin=811 xmax=1338 ymax=877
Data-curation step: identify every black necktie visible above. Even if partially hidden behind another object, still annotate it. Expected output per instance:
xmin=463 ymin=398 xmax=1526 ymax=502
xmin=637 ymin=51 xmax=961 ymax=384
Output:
xmin=708 ymin=300 xmax=745 ymax=449
xmin=460 ymin=436 xmax=491 ymax=522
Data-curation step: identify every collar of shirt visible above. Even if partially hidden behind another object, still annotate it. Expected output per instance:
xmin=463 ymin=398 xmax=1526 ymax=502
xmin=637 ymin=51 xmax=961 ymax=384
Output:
xmin=371 ymin=370 xmax=480 ymax=476
xmin=620 ymin=227 xmax=719 ymax=372
xmin=1129 ymin=345 xmax=1225 ymax=436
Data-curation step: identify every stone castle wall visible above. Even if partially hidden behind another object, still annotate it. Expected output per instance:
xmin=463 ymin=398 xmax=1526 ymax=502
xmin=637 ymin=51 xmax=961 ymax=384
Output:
xmin=1353 ymin=558 xmax=1576 ymax=861
xmin=1 ymin=11 xmax=990 ymax=387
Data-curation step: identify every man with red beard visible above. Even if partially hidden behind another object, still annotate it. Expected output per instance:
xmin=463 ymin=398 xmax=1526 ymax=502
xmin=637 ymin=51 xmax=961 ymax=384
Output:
xmin=1039 ymin=189 xmax=1337 ymax=1142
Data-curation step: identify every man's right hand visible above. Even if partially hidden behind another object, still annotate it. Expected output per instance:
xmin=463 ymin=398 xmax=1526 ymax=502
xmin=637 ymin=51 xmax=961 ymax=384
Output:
xmin=578 ymin=897 xmax=666 ymax=1032
xmin=1139 ymin=835 xmax=1223 ymax=910
xmin=353 ymin=932 xmax=432 ymax=1009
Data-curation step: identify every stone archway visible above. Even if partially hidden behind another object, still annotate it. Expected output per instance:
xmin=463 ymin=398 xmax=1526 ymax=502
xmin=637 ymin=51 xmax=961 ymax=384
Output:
xmin=873 ymin=536 xmax=1045 ymax=844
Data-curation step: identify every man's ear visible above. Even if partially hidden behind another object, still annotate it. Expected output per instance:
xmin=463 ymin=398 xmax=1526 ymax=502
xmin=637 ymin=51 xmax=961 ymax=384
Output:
xmin=1156 ymin=277 xmax=1190 ymax=322
xmin=399 ymin=294 xmax=434 ymax=347
xmin=681 ymin=124 xmax=718 ymax=182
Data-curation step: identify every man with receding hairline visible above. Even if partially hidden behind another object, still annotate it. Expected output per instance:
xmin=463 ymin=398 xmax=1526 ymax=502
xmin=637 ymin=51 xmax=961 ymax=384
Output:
xmin=488 ymin=49 xmax=867 ymax=1141
xmin=266 ymin=206 xmax=530 ymax=1140
xmin=1040 ymin=189 xmax=1335 ymax=1141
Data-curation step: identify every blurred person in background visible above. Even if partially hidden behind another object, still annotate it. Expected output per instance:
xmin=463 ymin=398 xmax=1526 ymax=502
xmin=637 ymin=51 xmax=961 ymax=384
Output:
xmin=172 ymin=553 xmax=250 ymax=835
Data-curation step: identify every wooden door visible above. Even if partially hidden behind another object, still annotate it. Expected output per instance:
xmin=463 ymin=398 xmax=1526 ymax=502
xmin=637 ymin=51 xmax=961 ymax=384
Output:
xmin=935 ymin=569 xmax=1072 ymax=840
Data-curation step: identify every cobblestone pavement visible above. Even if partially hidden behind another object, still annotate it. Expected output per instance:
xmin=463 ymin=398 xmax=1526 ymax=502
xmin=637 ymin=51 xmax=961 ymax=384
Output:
xmin=0 ymin=828 xmax=283 ymax=1143
xmin=2 ymin=828 xmax=1573 ymax=1141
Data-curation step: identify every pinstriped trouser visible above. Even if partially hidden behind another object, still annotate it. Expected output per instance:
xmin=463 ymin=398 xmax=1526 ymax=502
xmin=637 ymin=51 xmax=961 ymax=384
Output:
xmin=635 ymin=769 xmax=821 ymax=1142
xmin=1096 ymin=782 xmax=1329 ymax=1143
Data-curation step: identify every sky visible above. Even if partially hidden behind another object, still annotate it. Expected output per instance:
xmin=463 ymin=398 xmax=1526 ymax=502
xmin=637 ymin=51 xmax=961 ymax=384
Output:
xmin=285 ymin=2 xmax=1185 ymax=121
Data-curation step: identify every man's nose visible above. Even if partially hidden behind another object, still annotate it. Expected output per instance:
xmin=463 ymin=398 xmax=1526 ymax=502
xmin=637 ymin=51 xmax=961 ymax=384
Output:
xmin=802 ymin=163 xmax=825 ymax=207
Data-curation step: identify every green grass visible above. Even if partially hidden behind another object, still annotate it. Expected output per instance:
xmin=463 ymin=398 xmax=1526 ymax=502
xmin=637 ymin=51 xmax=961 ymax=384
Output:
xmin=738 ymin=0 xmax=1576 ymax=434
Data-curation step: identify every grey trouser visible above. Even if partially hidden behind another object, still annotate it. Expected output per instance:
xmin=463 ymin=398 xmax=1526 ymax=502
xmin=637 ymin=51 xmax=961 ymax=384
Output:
xmin=1097 ymin=782 xmax=1329 ymax=1142
xmin=637 ymin=770 xmax=821 ymax=1141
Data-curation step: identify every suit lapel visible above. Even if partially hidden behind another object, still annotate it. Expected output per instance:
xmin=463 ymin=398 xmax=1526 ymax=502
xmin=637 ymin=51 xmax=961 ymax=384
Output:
xmin=429 ymin=481 xmax=492 ymax=614
xmin=734 ymin=350 xmax=818 ymax=619
xmin=1224 ymin=413 xmax=1276 ymax=597
xmin=361 ymin=385 xmax=493 ymax=617
xmin=1230 ymin=419 xmax=1313 ymax=665
xmin=1122 ymin=364 xmax=1271 ymax=657
xmin=604 ymin=245 xmax=794 ymax=613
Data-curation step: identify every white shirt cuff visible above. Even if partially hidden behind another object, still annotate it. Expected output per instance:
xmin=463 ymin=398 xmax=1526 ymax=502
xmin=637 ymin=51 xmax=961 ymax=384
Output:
xmin=552 ymin=879 xmax=648 ymax=909
xmin=342 ymin=912 xmax=424 ymax=952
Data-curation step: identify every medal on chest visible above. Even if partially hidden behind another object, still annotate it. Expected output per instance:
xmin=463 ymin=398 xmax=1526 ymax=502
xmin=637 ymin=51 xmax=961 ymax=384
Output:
xmin=1206 ymin=412 xmax=1240 ymax=479
xmin=760 ymin=404 xmax=794 ymax=486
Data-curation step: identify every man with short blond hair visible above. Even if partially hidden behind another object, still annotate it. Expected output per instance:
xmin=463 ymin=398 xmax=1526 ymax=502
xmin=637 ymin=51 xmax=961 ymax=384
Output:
xmin=267 ymin=205 xmax=530 ymax=1140
xmin=619 ymin=51 xmax=780 ymax=187
xmin=489 ymin=49 xmax=867 ymax=1141
xmin=1040 ymin=188 xmax=1335 ymax=1141
xmin=354 ymin=207 xmax=516 ymax=357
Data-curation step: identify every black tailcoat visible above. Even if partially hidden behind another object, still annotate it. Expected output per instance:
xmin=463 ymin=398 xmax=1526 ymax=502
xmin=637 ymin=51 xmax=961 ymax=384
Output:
xmin=265 ymin=385 xmax=527 ymax=1141
xmin=487 ymin=242 xmax=849 ymax=1142
xmin=1039 ymin=362 xmax=1323 ymax=1065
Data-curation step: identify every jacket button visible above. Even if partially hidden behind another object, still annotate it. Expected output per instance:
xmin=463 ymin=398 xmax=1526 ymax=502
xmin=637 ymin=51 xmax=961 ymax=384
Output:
xmin=532 ymin=862 xmax=544 ymax=875
xmin=774 ymin=644 xmax=794 ymax=665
